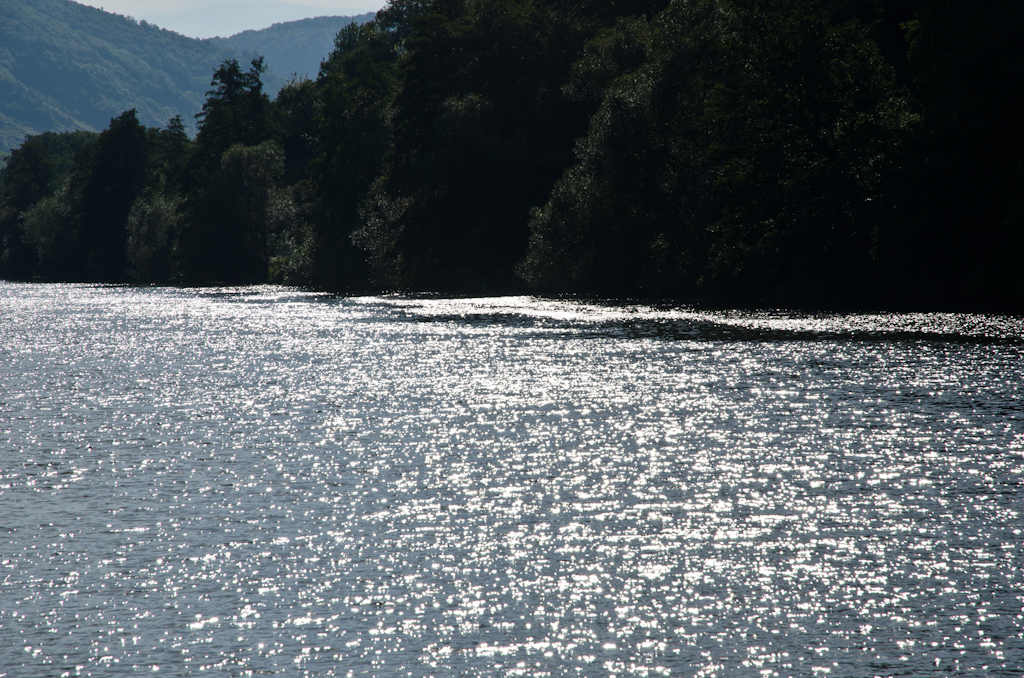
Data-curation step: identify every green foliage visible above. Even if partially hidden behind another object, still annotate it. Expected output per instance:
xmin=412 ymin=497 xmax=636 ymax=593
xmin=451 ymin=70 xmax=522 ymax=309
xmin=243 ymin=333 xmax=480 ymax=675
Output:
xmin=1 ymin=57 xmax=300 ymax=285
xmin=520 ymin=0 xmax=915 ymax=304
xmin=704 ymin=0 xmax=913 ymax=303
xmin=0 ymin=130 xmax=98 ymax=212
xmin=148 ymin=115 xmax=192 ymax=195
xmin=21 ymin=180 xmax=75 ymax=280
xmin=895 ymin=1 xmax=1024 ymax=308
xmin=177 ymin=141 xmax=294 ymax=283
xmin=0 ymin=129 xmax=97 ymax=278
xmin=126 ymin=194 xmax=180 ymax=282
xmin=354 ymin=0 xmax=591 ymax=292
xmin=520 ymin=3 xmax=727 ymax=296
xmin=272 ymin=78 xmax=319 ymax=185
xmin=4 ymin=110 xmax=149 ymax=281
xmin=72 ymin=109 xmax=150 ymax=281
xmin=0 ymin=140 xmax=57 ymax=215
xmin=192 ymin=58 xmax=273 ymax=169
xmin=307 ymin=20 xmax=398 ymax=290
xmin=1 ymin=0 xmax=1021 ymax=309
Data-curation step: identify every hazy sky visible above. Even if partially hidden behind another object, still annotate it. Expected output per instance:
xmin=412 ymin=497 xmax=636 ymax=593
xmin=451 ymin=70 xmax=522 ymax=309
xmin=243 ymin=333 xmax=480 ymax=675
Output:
xmin=74 ymin=0 xmax=385 ymax=39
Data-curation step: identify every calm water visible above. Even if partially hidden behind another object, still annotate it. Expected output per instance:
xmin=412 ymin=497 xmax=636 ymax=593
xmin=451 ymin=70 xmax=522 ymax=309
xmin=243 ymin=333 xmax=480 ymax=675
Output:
xmin=1 ymin=283 xmax=1022 ymax=678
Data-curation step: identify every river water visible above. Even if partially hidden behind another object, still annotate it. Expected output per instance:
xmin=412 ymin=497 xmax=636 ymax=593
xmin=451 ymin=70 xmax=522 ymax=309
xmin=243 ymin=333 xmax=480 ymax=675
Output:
xmin=1 ymin=283 xmax=1022 ymax=677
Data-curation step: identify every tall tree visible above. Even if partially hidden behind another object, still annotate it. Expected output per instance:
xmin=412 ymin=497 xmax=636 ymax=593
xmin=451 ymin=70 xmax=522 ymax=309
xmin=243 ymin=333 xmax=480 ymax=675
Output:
xmin=177 ymin=141 xmax=290 ymax=283
xmin=191 ymin=58 xmax=273 ymax=173
xmin=73 ymin=108 xmax=150 ymax=281
xmin=176 ymin=58 xmax=277 ymax=283
xmin=519 ymin=3 xmax=725 ymax=296
xmin=272 ymin=77 xmax=319 ymax=186
xmin=306 ymin=20 xmax=399 ymax=290
xmin=355 ymin=0 xmax=590 ymax=292
xmin=0 ymin=130 xmax=97 ymax=279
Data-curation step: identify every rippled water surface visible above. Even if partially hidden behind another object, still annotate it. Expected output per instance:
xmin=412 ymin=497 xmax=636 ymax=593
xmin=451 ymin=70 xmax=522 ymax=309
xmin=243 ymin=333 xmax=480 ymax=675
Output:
xmin=2 ymin=283 xmax=1023 ymax=677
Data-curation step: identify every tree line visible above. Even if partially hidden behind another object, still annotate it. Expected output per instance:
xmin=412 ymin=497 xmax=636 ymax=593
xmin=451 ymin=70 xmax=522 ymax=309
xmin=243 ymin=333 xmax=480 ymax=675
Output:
xmin=1 ymin=0 xmax=1021 ymax=310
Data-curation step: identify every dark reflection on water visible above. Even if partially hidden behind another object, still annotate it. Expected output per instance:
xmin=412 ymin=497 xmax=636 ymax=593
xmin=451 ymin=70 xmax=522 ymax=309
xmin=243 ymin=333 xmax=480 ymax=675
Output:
xmin=414 ymin=310 xmax=1024 ymax=345
xmin=1 ymin=283 xmax=1022 ymax=677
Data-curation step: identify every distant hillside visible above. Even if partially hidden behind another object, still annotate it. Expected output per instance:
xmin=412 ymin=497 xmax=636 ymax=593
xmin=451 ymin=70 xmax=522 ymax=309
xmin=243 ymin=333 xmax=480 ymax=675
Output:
xmin=210 ymin=13 xmax=376 ymax=81
xmin=0 ymin=0 xmax=236 ymax=150
xmin=0 ymin=0 xmax=373 ymax=152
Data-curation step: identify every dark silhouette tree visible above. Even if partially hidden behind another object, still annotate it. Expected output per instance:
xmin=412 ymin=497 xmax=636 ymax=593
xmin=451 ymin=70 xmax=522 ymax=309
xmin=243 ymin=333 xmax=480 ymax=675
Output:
xmin=0 ymin=138 xmax=56 ymax=279
xmin=2 ymin=0 xmax=1021 ymax=311
xmin=305 ymin=21 xmax=398 ymax=290
xmin=0 ymin=130 xmax=98 ymax=279
xmin=191 ymin=57 xmax=272 ymax=172
xmin=176 ymin=58 xmax=277 ymax=283
xmin=72 ymin=108 xmax=149 ymax=281
xmin=520 ymin=0 xmax=913 ymax=304
xmin=355 ymin=0 xmax=590 ymax=292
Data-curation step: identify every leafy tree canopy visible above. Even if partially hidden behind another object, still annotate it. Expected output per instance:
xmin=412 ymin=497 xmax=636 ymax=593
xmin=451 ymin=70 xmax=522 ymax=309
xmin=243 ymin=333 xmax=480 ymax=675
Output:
xmin=1 ymin=0 xmax=1021 ymax=310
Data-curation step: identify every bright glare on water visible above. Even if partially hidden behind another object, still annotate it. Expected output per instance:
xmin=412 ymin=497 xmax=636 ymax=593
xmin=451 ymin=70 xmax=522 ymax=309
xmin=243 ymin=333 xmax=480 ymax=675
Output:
xmin=1 ymin=283 xmax=1022 ymax=677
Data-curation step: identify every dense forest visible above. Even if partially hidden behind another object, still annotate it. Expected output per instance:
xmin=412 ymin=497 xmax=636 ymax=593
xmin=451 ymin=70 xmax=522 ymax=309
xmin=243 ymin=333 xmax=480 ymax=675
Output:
xmin=1 ymin=0 xmax=1022 ymax=310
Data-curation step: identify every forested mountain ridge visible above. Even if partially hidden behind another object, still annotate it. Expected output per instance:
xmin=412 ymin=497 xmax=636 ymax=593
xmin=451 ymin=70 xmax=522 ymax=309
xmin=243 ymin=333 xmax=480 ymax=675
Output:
xmin=0 ymin=0 xmax=231 ymax=151
xmin=0 ymin=0 xmax=370 ymax=152
xmin=210 ymin=14 xmax=377 ymax=81
xmin=2 ymin=0 xmax=1022 ymax=311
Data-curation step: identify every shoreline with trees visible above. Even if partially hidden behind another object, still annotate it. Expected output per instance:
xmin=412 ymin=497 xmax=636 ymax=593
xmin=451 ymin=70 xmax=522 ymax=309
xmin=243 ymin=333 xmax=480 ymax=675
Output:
xmin=1 ymin=0 xmax=1022 ymax=312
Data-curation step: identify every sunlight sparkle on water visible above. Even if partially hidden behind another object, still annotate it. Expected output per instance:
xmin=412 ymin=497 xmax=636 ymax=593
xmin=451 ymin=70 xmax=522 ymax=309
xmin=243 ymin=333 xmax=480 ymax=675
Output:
xmin=0 ymin=284 xmax=1021 ymax=676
